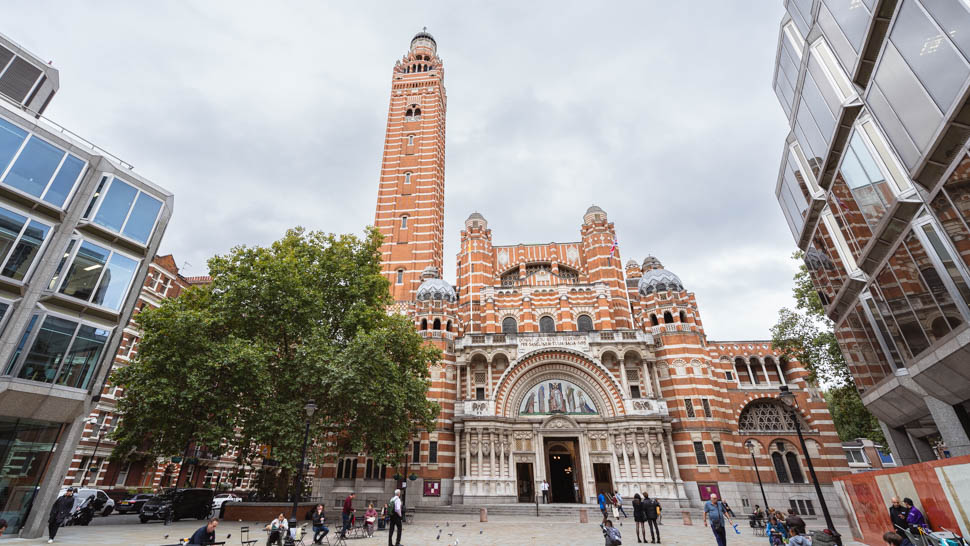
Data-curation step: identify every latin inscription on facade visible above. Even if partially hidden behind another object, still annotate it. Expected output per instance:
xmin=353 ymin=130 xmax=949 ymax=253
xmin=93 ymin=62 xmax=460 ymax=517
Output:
xmin=517 ymin=335 xmax=590 ymax=352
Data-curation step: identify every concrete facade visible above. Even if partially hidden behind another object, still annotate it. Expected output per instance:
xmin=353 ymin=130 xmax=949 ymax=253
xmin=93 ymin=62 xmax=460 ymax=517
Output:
xmin=0 ymin=32 xmax=173 ymax=537
xmin=772 ymin=0 xmax=970 ymax=463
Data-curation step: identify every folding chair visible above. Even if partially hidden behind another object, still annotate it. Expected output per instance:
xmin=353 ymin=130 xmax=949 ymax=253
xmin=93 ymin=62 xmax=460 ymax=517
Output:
xmin=240 ymin=526 xmax=258 ymax=546
xmin=292 ymin=524 xmax=309 ymax=546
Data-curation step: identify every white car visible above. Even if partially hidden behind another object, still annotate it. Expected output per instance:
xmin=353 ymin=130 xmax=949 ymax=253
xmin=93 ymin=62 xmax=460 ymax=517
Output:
xmin=211 ymin=493 xmax=242 ymax=511
xmin=58 ymin=487 xmax=115 ymax=517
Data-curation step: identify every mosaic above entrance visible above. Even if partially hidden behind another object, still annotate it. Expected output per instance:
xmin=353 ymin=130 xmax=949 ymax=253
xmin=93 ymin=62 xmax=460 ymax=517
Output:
xmin=520 ymin=379 xmax=597 ymax=415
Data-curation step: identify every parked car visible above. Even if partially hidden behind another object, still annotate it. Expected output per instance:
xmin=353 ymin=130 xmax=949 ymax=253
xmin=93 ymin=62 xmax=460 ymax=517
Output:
xmin=212 ymin=493 xmax=242 ymax=511
xmin=115 ymin=493 xmax=154 ymax=514
xmin=139 ymin=488 xmax=214 ymax=523
xmin=58 ymin=488 xmax=115 ymax=518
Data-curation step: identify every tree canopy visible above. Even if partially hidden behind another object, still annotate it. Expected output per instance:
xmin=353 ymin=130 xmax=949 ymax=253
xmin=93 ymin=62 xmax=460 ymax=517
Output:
xmin=771 ymin=252 xmax=885 ymax=445
xmin=111 ymin=227 xmax=440 ymax=492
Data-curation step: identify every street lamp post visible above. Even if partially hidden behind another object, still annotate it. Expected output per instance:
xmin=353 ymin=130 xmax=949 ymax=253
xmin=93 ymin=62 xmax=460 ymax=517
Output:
xmin=778 ymin=385 xmax=842 ymax=546
xmin=292 ymin=400 xmax=317 ymax=519
xmin=744 ymin=440 xmax=769 ymax=513
xmin=83 ymin=419 xmax=108 ymax=487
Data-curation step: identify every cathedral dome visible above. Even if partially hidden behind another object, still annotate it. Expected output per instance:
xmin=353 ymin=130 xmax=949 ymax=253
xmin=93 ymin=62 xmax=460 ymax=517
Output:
xmin=583 ymin=205 xmax=607 ymax=224
xmin=416 ymin=266 xmax=456 ymax=302
xmin=465 ymin=212 xmax=487 ymax=230
xmin=637 ymin=267 xmax=684 ymax=295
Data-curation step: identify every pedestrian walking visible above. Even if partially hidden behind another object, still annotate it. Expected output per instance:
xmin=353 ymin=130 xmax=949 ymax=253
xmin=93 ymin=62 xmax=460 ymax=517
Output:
xmin=189 ymin=518 xmax=219 ymax=545
xmin=703 ymin=493 xmax=733 ymax=546
xmin=888 ymin=497 xmax=908 ymax=535
xmin=387 ymin=488 xmax=403 ymax=546
xmin=47 ymin=487 xmax=75 ymax=543
xmin=598 ymin=491 xmax=609 ymax=524
xmin=339 ymin=492 xmax=355 ymax=539
xmin=614 ymin=491 xmax=629 ymax=518
xmin=643 ymin=492 xmax=661 ymax=543
xmin=311 ymin=504 xmax=328 ymax=544
xmin=541 ymin=480 xmax=550 ymax=503
xmin=633 ymin=493 xmax=646 ymax=543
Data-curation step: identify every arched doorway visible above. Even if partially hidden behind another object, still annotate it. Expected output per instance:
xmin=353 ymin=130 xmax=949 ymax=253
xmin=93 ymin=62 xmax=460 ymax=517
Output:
xmin=545 ymin=439 xmax=581 ymax=503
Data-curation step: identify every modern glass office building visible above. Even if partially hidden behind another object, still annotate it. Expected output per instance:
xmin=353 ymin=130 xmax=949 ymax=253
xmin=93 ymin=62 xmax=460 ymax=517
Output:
xmin=773 ymin=0 xmax=970 ymax=464
xmin=0 ymin=31 xmax=172 ymax=536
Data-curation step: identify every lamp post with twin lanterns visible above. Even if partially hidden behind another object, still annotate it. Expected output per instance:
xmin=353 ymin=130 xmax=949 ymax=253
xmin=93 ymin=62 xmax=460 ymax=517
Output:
xmin=744 ymin=439 xmax=769 ymax=513
xmin=292 ymin=399 xmax=317 ymax=519
xmin=83 ymin=418 xmax=109 ymax=487
xmin=778 ymin=385 xmax=841 ymax=545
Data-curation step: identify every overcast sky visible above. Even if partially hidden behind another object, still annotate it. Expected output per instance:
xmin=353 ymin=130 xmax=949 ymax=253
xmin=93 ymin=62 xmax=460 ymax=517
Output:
xmin=6 ymin=1 xmax=797 ymax=341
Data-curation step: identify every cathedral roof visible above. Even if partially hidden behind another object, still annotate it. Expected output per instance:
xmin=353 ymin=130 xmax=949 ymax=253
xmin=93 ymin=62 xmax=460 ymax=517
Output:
xmin=416 ymin=266 xmax=456 ymax=302
xmin=412 ymin=29 xmax=436 ymax=45
xmin=637 ymin=264 xmax=684 ymax=295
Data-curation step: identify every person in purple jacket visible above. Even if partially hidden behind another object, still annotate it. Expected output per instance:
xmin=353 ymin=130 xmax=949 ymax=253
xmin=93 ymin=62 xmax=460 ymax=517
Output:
xmin=903 ymin=498 xmax=927 ymax=532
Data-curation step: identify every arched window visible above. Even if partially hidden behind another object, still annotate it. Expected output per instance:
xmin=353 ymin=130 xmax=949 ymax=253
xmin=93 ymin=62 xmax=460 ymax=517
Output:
xmin=539 ymin=316 xmax=555 ymax=333
xmin=404 ymin=172 xmax=411 ymax=184
xmin=786 ymin=452 xmax=805 ymax=483
xmin=679 ymin=310 xmax=688 ymax=323
xmin=407 ymin=135 xmax=414 ymax=146
xmin=738 ymin=400 xmax=801 ymax=433
xmin=749 ymin=357 xmax=763 ymax=384
xmin=502 ymin=317 xmax=517 ymax=334
xmin=446 ymin=320 xmax=452 ymax=332
xmin=772 ymin=452 xmax=790 ymax=483
xmin=433 ymin=318 xmax=441 ymax=330
xmin=421 ymin=318 xmax=427 ymax=330
xmin=396 ymin=269 xmax=404 ymax=284
xmin=663 ymin=311 xmax=674 ymax=324
xmin=414 ymin=108 xmax=421 ymax=117
xmin=405 ymin=108 xmax=413 ymax=117
xmin=577 ymin=314 xmax=594 ymax=332
xmin=650 ymin=314 xmax=659 ymax=326
xmin=400 ymin=215 xmax=408 ymax=229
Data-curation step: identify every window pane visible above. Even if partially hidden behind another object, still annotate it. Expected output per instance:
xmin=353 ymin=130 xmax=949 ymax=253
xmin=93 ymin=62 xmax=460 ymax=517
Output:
xmin=821 ymin=0 xmax=871 ymax=54
xmin=693 ymin=441 xmax=708 ymax=465
xmin=922 ymin=0 xmax=970 ymax=58
xmin=0 ymin=206 xmax=27 ymax=268
xmin=0 ymin=118 xmax=27 ymax=175
xmin=3 ymin=137 xmax=64 ymax=198
xmin=2 ymin=220 xmax=49 ymax=281
xmin=772 ymin=452 xmax=790 ymax=482
xmin=872 ymin=44 xmax=943 ymax=153
xmin=121 ymin=193 xmax=162 ymax=243
xmin=59 ymin=241 xmax=110 ymax=302
xmin=17 ymin=316 xmax=77 ymax=384
xmin=890 ymin=0 xmax=968 ymax=111
xmin=43 ymin=155 xmax=84 ymax=208
xmin=92 ymin=252 xmax=138 ymax=310
xmin=922 ymin=223 xmax=970 ymax=304
xmin=5 ymin=314 xmax=36 ymax=375
xmin=93 ymin=179 xmax=137 ymax=233
xmin=56 ymin=324 xmax=109 ymax=389
xmin=539 ymin=316 xmax=555 ymax=333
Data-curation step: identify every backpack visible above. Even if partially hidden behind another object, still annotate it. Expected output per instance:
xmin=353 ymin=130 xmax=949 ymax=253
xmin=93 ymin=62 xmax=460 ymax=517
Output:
xmin=606 ymin=526 xmax=622 ymax=545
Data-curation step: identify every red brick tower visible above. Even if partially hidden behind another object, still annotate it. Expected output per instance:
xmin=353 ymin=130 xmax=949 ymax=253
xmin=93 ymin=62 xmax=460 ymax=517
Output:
xmin=374 ymin=29 xmax=447 ymax=303
xmin=580 ymin=206 xmax=633 ymax=330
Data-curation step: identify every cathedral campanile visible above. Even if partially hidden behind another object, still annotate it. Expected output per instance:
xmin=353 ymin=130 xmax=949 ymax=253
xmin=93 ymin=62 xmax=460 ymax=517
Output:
xmin=374 ymin=30 xmax=447 ymax=304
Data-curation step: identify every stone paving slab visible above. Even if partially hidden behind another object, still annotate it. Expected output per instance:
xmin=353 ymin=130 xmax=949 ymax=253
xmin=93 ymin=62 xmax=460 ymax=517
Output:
xmin=5 ymin=513 xmax=868 ymax=545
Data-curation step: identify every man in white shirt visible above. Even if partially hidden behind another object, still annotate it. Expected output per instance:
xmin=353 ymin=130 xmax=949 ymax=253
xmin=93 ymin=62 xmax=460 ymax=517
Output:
xmin=541 ymin=480 xmax=550 ymax=503
xmin=387 ymin=489 xmax=403 ymax=546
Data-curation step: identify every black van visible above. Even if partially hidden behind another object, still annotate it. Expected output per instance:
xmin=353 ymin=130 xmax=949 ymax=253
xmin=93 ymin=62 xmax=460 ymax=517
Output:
xmin=139 ymin=488 xmax=214 ymax=523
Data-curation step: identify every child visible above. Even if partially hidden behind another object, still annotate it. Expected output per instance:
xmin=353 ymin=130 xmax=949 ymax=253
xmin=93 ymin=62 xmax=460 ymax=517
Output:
xmin=601 ymin=519 xmax=622 ymax=546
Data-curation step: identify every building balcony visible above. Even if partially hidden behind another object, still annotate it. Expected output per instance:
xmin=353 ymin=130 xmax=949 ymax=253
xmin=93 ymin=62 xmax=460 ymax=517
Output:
xmin=454 ymin=329 xmax=652 ymax=351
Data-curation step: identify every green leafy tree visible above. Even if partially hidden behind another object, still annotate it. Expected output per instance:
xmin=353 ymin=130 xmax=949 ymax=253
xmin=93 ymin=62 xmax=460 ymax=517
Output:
xmin=111 ymin=227 xmax=440 ymax=498
xmin=771 ymin=252 xmax=885 ymax=445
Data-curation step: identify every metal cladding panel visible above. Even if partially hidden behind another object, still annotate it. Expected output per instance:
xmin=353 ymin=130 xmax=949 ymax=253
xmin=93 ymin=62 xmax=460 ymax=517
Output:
xmin=0 ymin=57 xmax=42 ymax=102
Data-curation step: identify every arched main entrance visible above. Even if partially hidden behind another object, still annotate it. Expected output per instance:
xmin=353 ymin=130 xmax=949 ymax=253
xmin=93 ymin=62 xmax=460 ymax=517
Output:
xmin=545 ymin=438 xmax=581 ymax=503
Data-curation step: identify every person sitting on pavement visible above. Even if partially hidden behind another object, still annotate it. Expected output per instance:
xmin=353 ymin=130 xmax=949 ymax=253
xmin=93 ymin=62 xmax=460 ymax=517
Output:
xmin=189 ymin=518 xmax=219 ymax=545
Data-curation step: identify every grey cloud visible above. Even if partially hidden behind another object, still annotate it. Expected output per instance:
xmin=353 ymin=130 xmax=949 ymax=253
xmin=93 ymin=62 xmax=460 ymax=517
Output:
xmin=4 ymin=0 xmax=796 ymax=339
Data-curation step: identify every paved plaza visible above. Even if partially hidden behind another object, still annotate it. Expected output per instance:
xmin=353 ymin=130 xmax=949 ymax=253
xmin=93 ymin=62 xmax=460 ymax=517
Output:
xmin=5 ymin=513 xmax=867 ymax=545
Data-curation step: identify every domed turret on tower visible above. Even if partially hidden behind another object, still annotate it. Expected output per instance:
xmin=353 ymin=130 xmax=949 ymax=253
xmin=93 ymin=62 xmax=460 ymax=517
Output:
xmin=637 ymin=258 xmax=685 ymax=295
xmin=465 ymin=212 xmax=487 ymax=231
xmin=583 ymin=205 xmax=607 ymax=224
xmin=416 ymin=266 xmax=457 ymax=302
xmin=410 ymin=27 xmax=437 ymax=55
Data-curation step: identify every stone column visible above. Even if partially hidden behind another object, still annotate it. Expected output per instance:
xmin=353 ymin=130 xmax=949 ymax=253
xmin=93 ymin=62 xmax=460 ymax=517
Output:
xmin=925 ymin=396 xmax=970 ymax=457
xmin=477 ymin=428 xmax=483 ymax=477
xmin=487 ymin=360 xmax=493 ymax=398
xmin=760 ymin=359 xmax=771 ymax=386
xmin=646 ymin=431 xmax=656 ymax=479
xmin=465 ymin=428 xmax=472 ymax=479
xmin=456 ymin=429 xmax=462 ymax=481
xmin=489 ymin=430 xmax=496 ymax=478
xmin=631 ymin=431 xmax=642 ymax=480
xmin=610 ymin=435 xmax=622 ymax=483
xmin=665 ymin=430 xmax=681 ymax=480
xmin=775 ymin=360 xmax=787 ymax=385
xmin=466 ymin=363 xmax=472 ymax=399
xmin=499 ymin=432 xmax=506 ymax=479
xmin=658 ymin=433 xmax=670 ymax=480
xmin=745 ymin=361 xmax=756 ymax=385
xmin=578 ymin=432 xmax=595 ymax=503
xmin=880 ymin=422 xmax=919 ymax=466
xmin=621 ymin=438 xmax=631 ymax=481
xmin=457 ymin=365 xmax=463 ymax=400
xmin=619 ymin=362 xmax=629 ymax=398
xmin=643 ymin=361 xmax=655 ymax=397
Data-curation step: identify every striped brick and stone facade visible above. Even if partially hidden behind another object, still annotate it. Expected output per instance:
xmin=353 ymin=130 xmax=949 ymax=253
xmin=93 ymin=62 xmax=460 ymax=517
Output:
xmin=311 ymin=30 xmax=849 ymax=516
